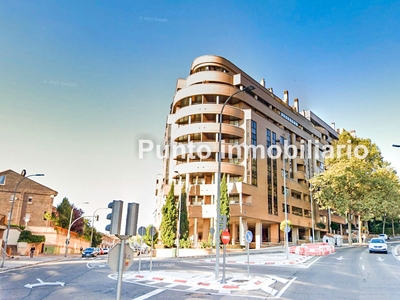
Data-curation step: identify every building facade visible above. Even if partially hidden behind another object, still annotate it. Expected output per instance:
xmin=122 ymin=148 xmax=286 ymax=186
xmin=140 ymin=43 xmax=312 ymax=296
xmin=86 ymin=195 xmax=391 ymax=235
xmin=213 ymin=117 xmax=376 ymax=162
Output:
xmin=0 ymin=169 xmax=58 ymax=250
xmin=155 ymin=55 xmax=345 ymax=248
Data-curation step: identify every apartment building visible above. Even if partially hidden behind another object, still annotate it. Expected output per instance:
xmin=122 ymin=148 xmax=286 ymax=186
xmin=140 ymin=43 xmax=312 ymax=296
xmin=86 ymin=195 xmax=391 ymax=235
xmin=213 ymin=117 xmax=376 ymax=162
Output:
xmin=155 ymin=55 xmax=345 ymax=249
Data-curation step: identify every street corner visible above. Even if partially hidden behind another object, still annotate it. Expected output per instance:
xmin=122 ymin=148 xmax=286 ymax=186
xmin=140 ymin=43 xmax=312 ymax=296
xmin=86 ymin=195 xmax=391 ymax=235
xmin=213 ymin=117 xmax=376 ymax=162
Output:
xmin=107 ymin=270 xmax=294 ymax=297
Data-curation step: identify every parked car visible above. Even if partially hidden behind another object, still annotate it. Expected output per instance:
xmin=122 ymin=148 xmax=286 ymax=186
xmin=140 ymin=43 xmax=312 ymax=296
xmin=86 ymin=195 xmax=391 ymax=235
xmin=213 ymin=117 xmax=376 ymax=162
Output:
xmin=102 ymin=248 xmax=109 ymax=255
xmin=132 ymin=243 xmax=149 ymax=254
xmin=98 ymin=248 xmax=104 ymax=255
xmin=378 ymin=234 xmax=389 ymax=240
xmin=369 ymin=238 xmax=388 ymax=254
xmin=82 ymin=247 xmax=98 ymax=257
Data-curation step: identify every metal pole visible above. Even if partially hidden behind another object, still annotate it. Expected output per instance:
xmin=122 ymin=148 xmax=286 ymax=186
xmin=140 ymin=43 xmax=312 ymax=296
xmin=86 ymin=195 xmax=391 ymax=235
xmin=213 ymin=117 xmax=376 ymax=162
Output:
xmin=247 ymin=241 xmax=250 ymax=277
xmin=91 ymin=208 xmax=107 ymax=247
xmin=175 ymin=172 xmax=182 ymax=258
xmin=138 ymin=236 xmax=143 ymax=273
xmin=116 ymin=239 xmax=126 ymax=300
xmin=215 ymin=86 xmax=254 ymax=279
xmin=1 ymin=173 xmax=44 ymax=268
xmin=150 ymin=238 xmax=153 ymax=272
xmin=64 ymin=207 xmax=74 ymax=258
xmin=307 ymin=155 xmax=315 ymax=243
xmin=221 ymin=244 xmax=226 ymax=284
xmin=283 ymin=148 xmax=289 ymax=259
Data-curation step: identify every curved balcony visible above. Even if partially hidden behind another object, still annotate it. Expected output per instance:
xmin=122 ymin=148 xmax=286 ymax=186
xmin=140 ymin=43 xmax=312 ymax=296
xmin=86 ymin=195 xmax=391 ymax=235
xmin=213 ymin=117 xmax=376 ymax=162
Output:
xmin=173 ymin=123 xmax=244 ymax=142
xmin=171 ymin=142 xmax=244 ymax=159
xmin=186 ymin=71 xmax=232 ymax=87
xmin=191 ymin=55 xmax=234 ymax=72
xmin=174 ymin=162 xmax=244 ymax=176
xmin=174 ymin=104 xmax=244 ymax=122
xmin=173 ymin=83 xmax=245 ymax=107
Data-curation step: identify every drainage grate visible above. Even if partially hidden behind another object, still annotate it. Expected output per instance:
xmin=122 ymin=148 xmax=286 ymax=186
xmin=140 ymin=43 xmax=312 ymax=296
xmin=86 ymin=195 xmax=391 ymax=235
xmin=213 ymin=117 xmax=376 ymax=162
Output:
xmin=232 ymin=279 xmax=249 ymax=283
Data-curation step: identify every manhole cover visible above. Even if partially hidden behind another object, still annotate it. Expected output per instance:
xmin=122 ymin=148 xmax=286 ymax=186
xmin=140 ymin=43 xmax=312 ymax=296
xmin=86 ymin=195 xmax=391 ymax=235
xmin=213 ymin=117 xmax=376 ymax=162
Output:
xmin=232 ymin=279 xmax=249 ymax=283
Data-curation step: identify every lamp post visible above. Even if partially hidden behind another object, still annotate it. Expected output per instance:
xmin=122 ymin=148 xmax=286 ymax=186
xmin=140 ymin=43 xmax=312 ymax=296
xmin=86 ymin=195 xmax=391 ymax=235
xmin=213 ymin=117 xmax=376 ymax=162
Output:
xmin=215 ymin=85 xmax=255 ymax=279
xmin=91 ymin=208 xmax=107 ymax=247
xmin=174 ymin=171 xmax=182 ymax=257
xmin=393 ymin=144 xmax=400 ymax=148
xmin=64 ymin=202 xmax=89 ymax=257
xmin=281 ymin=142 xmax=290 ymax=259
xmin=1 ymin=173 xmax=44 ymax=268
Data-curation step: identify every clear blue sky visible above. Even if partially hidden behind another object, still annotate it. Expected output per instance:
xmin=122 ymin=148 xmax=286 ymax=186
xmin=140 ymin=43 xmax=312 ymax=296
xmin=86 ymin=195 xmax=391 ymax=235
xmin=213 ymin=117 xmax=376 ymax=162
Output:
xmin=1 ymin=0 xmax=399 ymax=232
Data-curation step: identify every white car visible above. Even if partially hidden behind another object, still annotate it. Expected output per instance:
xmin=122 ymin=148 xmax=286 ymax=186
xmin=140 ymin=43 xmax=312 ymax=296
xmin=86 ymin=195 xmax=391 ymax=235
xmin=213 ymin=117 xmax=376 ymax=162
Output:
xmin=378 ymin=234 xmax=389 ymax=240
xmin=369 ymin=238 xmax=388 ymax=254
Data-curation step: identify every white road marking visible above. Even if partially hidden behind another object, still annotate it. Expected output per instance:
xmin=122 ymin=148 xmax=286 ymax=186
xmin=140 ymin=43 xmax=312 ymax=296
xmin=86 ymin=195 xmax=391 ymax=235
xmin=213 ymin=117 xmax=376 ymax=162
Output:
xmin=362 ymin=265 xmax=365 ymax=270
xmin=335 ymin=256 xmax=345 ymax=260
xmin=304 ymin=256 xmax=322 ymax=268
xmin=132 ymin=288 xmax=164 ymax=300
xmin=276 ymin=277 xmax=296 ymax=298
xmin=24 ymin=278 xmax=65 ymax=289
xmin=377 ymin=256 xmax=385 ymax=262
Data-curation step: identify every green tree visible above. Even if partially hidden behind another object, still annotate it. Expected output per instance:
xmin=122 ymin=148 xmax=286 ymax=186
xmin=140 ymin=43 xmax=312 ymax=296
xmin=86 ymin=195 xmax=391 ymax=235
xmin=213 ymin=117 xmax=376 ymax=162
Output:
xmin=160 ymin=182 xmax=177 ymax=248
xmin=220 ymin=174 xmax=230 ymax=230
xmin=56 ymin=197 xmax=72 ymax=229
xmin=179 ymin=183 xmax=189 ymax=241
xmin=310 ymin=130 xmax=399 ymax=244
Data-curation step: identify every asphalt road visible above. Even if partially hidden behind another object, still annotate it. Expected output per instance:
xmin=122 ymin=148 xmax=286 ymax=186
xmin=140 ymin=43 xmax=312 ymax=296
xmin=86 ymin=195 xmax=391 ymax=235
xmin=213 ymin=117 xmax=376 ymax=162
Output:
xmin=1 ymin=243 xmax=400 ymax=300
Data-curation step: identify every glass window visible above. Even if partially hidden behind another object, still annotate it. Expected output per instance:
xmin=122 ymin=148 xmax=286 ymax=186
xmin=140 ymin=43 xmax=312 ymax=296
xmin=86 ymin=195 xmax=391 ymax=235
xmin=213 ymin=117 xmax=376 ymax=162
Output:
xmin=0 ymin=175 xmax=5 ymax=185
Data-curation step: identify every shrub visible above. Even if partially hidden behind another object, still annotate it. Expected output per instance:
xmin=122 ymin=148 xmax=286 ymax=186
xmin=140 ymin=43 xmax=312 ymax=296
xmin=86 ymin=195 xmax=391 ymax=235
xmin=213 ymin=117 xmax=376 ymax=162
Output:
xmin=17 ymin=230 xmax=46 ymax=243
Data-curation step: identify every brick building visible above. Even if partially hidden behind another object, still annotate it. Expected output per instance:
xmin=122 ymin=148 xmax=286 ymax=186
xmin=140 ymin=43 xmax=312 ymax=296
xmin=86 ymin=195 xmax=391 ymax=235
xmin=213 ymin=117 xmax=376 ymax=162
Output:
xmin=0 ymin=170 xmax=58 ymax=248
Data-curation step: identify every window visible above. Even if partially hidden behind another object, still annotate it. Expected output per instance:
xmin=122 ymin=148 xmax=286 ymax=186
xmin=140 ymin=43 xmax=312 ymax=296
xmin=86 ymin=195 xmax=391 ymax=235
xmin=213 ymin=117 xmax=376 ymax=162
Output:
xmin=280 ymin=112 xmax=299 ymax=127
xmin=0 ymin=175 xmax=5 ymax=185
xmin=281 ymin=186 xmax=289 ymax=195
xmin=292 ymin=206 xmax=303 ymax=216
xmin=282 ymin=204 xmax=290 ymax=213
xmin=28 ymin=196 xmax=33 ymax=204
xmin=251 ymin=120 xmax=257 ymax=146
xmin=304 ymin=209 xmax=311 ymax=218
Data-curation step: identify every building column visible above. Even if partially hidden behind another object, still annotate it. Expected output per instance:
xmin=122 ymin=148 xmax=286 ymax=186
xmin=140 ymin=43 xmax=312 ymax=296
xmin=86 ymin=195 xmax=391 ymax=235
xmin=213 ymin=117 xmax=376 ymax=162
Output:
xmin=194 ymin=218 xmax=198 ymax=248
xmin=270 ymin=223 xmax=279 ymax=243
xmin=232 ymin=222 xmax=237 ymax=245
xmin=255 ymin=221 xmax=262 ymax=249
xmin=239 ymin=217 xmax=247 ymax=246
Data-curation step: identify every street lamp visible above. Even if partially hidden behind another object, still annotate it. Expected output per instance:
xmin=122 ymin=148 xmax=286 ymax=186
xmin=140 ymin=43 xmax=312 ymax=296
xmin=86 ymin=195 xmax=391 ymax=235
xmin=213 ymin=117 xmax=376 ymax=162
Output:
xmin=393 ymin=144 xmax=400 ymax=148
xmin=91 ymin=208 xmax=108 ymax=247
xmin=1 ymin=173 xmax=44 ymax=268
xmin=174 ymin=171 xmax=182 ymax=257
xmin=278 ymin=140 xmax=290 ymax=259
xmin=64 ymin=202 xmax=89 ymax=257
xmin=215 ymin=85 xmax=255 ymax=279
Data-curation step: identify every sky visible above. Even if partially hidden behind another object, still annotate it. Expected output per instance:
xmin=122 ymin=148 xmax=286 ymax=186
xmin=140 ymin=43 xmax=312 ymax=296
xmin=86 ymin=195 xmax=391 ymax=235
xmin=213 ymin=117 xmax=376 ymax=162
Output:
xmin=1 ymin=0 xmax=400 ymax=233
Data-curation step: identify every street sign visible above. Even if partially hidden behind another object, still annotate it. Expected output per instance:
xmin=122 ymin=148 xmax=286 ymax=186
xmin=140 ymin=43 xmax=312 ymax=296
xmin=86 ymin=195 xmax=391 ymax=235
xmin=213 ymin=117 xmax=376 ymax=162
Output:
xmin=245 ymin=230 xmax=253 ymax=243
xmin=138 ymin=226 xmax=146 ymax=236
xmin=221 ymin=230 xmax=230 ymax=245
xmin=107 ymin=244 xmax=135 ymax=272
xmin=149 ymin=226 xmax=156 ymax=237
xmin=209 ymin=227 xmax=215 ymax=235
xmin=284 ymin=225 xmax=291 ymax=233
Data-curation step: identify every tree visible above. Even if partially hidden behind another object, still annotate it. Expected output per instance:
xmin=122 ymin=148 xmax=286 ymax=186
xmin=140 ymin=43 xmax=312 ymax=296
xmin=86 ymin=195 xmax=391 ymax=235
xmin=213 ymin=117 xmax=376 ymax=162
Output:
xmin=56 ymin=197 xmax=72 ymax=229
xmin=310 ymin=130 xmax=400 ymax=244
xmin=160 ymin=182 xmax=177 ymax=248
xmin=70 ymin=206 xmax=85 ymax=235
xmin=179 ymin=183 xmax=189 ymax=241
xmin=220 ymin=174 xmax=230 ymax=231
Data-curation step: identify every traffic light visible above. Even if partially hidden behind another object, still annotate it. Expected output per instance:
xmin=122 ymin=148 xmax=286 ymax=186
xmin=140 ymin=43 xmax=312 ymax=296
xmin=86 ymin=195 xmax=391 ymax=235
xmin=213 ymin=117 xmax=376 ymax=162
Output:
xmin=105 ymin=200 xmax=123 ymax=235
xmin=125 ymin=202 xmax=139 ymax=236
xmin=96 ymin=215 xmax=99 ymax=221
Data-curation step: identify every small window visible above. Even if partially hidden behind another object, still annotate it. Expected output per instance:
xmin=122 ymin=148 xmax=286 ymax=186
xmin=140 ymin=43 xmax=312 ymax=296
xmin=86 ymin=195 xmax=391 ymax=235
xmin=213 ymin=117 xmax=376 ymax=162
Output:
xmin=28 ymin=197 xmax=33 ymax=204
xmin=0 ymin=175 xmax=5 ymax=185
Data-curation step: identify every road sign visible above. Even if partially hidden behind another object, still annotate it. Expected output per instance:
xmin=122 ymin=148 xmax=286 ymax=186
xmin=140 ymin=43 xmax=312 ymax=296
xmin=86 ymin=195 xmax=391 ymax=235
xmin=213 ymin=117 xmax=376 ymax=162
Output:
xmin=219 ymin=215 xmax=227 ymax=230
xmin=245 ymin=230 xmax=253 ymax=243
xmin=149 ymin=226 xmax=156 ymax=237
xmin=284 ymin=225 xmax=291 ymax=233
xmin=209 ymin=227 xmax=215 ymax=234
xmin=221 ymin=230 xmax=230 ymax=245
xmin=107 ymin=244 xmax=135 ymax=272
xmin=138 ymin=226 xmax=146 ymax=236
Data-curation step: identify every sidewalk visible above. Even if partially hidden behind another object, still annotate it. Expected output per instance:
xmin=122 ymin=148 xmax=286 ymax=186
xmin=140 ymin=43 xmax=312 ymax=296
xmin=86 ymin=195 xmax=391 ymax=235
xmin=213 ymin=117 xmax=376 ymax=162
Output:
xmin=0 ymin=253 xmax=81 ymax=272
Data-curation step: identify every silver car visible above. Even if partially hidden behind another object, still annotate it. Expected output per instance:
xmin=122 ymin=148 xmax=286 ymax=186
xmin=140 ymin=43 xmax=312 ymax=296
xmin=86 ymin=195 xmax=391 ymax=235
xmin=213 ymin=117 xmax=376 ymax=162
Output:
xmin=369 ymin=238 xmax=388 ymax=254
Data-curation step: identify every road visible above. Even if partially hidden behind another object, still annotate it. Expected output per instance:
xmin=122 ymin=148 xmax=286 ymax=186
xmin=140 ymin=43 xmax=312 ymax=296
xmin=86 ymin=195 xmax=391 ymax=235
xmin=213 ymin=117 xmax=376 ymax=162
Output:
xmin=1 ymin=242 xmax=399 ymax=299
